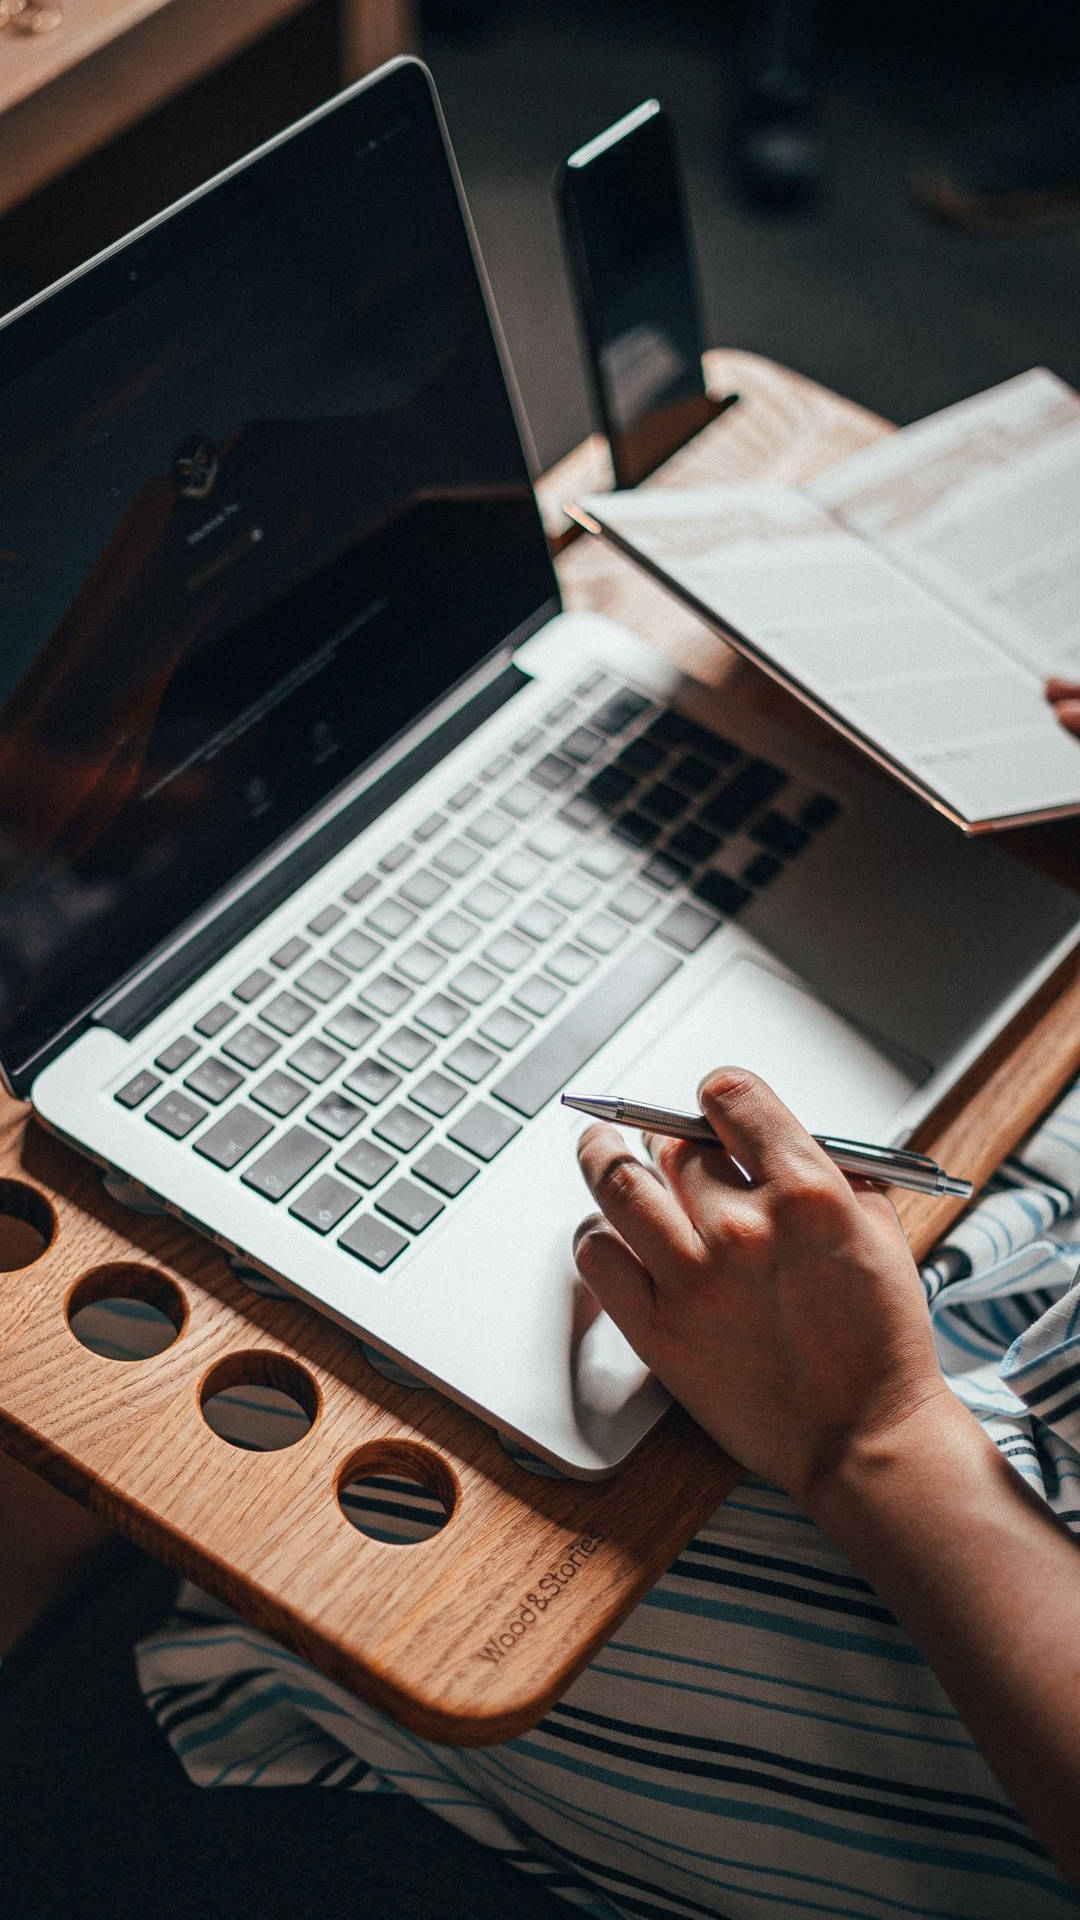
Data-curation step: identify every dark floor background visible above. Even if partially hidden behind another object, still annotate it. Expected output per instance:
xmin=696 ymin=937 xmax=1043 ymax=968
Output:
xmin=3 ymin=0 xmax=1078 ymax=470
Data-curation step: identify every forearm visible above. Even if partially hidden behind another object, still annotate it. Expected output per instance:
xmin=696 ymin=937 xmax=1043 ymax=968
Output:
xmin=806 ymin=1395 xmax=1080 ymax=1886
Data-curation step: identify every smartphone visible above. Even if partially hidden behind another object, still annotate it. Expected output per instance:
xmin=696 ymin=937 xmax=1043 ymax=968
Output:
xmin=557 ymin=100 xmax=716 ymax=489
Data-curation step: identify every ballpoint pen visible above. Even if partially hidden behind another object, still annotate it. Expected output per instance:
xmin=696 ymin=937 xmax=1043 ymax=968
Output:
xmin=561 ymin=1094 xmax=973 ymax=1199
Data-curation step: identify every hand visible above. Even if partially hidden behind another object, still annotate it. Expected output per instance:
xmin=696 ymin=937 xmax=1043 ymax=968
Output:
xmin=573 ymin=1067 xmax=952 ymax=1505
xmin=1046 ymin=677 xmax=1080 ymax=738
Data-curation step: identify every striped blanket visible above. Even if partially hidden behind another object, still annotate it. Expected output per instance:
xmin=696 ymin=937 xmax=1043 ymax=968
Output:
xmin=136 ymin=1079 xmax=1080 ymax=1919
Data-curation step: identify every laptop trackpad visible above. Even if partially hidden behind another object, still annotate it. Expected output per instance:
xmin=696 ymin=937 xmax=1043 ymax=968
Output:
xmin=618 ymin=954 xmax=921 ymax=1139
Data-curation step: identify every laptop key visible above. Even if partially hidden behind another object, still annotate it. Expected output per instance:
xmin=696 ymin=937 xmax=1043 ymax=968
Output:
xmin=655 ymin=902 xmax=722 ymax=952
xmin=483 ymin=932 xmax=533 ymax=973
xmin=396 ymin=943 xmax=444 ymax=985
xmin=411 ymin=1071 xmax=466 ymax=1117
xmin=478 ymin=1006 xmax=533 ymax=1050
xmin=546 ymin=944 xmax=596 ymax=986
xmin=413 ymin=1144 xmax=479 ymax=1198
xmin=589 ymin=688 xmax=651 ymax=734
xmin=308 ymin=904 xmax=346 ymax=936
xmin=414 ymin=811 xmax=447 ymax=841
xmin=366 ymin=898 xmax=419 ymax=941
xmin=512 ymin=974 xmax=565 ymax=1017
xmin=344 ymin=1058 xmax=401 ymax=1104
xmin=194 ymin=1105 xmax=272 ymax=1170
xmin=270 ymin=936 xmax=310 ymax=970
xmin=668 ymin=822 xmax=722 ymax=866
xmin=377 ymin=1179 xmax=444 ymax=1234
xmin=447 ymin=1103 xmax=522 ymax=1161
xmin=559 ymin=726 xmax=605 ymax=764
xmin=578 ymin=842 xmax=628 ymax=881
xmin=429 ymin=910 xmax=479 ymax=953
xmin=184 ymin=1059 xmax=244 ymax=1105
xmin=288 ymin=1038 xmax=345 ymax=1083
xmin=338 ymin=1214 xmax=408 ymax=1271
xmin=461 ymin=880 xmax=509 ymax=921
xmin=692 ymin=871 xmax=753 ymax=917
xmin=147 ymin=1090 xmax=208 ymax=1139
xmin=155 ymin=1036 xmax=199 ymax=1073
xmin=668 ymin=753 xmax=718 ymax=795
xmin=115 ymin=1070 xmax=161 ymax=1109
xmin=466 ymin=809 xmax=514 ymax=849
xmin=530 ymin=753 xmax=576 ymax=791
xmin=432 ymin=838 xmax=482 ymax=878
xmin=308 ymin=1092 xmax=366 ymax=1140
xmin=559 ymin=794 xmax=603 ymax=830
xmin=261 ymin=991 xmax=315 ymax=1036
xmin=361 ymin=973 xmax=413 ymax=1015
xmin=616 ymin=735 xmax=665 ymax=775
xmin=241 ymin=1127 xmax=327 ymax=1200
xmin=641 ymin=852 xmax=691 ymax=890
xmin=400 ymin=867 xmax=450 ymax=910
xmin=294 ymin=959 xmax=349 ymax=1003
xmin=323 ymin=1006 xmax=379 ymax=1050
xmin=251 ymin=1070 xmax=307 ymax=1117
xmin=194 ymin=1002 xmax=234 ymax=1039
xmin=343 ymin=873 xmax=379 ymax=905
xmin=578 ymin=912 xmax=627 ymax=955
xmin=701 ymin=760 xmax=786 ymax=833
xmin=481 ymin=752 xmax=512 ymax=781
xmin=336 ymin=1138 xmax=398 ymax=1189
xmin=512 ymin=726 xmax=544 ymax=754
xmin=639 ymin=782 xmax=687 ymax=824
xmin=414 ymin=993 xmax=468 ymax=1038
xmin=223 ymin=1025 xmax=279 ymax=1070
xmin=611 ymin=810 xmax=660 ymax=848
xmin=448 ymin=962 xmax=500 ymax=1005
xmin=587 ymin=766 xmax=636 ymax=809
xmin=493 ymin=851 xmax=543 ymax=892
xmin=609 ymin=881 xmax=656 ymax=923
xmin=800 ymin=792 xmax=840 ymax=829
xmin=547 ymin=869 xmax=595 ymax=911
xmin=289 ymin=1174 xmax=360 ymax=1233
xmin=526 ymin=819 xmax=576 ymax=860
xmin=498 ymin=781 xmax=544 ymax=820
xmin=379 ymin=1026 xmax=435 ymax=1071
xmin=444 ymin=1039 xmax=499 ymax=1083
xmin=447 ymin=781 xmax=480 ymax=811
xmin=492 ymin=941 xmax=681 ymax=1120
xmin=234 ymin=968 xmax=274 ymax=1003
xmin=373 ymin=1106 xmax=433 ymax=1153
xmin=750 ymin=811 xmax=810 ymax=857
xmin=513 ymin=900 xmax=565 ymax=943
xmin=743 ymin=853 xmax=783 ymax=887
xmin=378 ymin=841 xmax=413 ymax=873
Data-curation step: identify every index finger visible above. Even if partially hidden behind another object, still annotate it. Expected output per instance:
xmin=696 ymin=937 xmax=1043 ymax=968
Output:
xmin=577 ymin=1123 xmax=702 ymax=1273
xmin=696 ymin=1066 xmax=835 ymax=1190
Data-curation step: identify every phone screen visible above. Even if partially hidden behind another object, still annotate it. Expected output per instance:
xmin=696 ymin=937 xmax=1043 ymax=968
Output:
xmin=560 ymin=102 xmax=711 ymax=487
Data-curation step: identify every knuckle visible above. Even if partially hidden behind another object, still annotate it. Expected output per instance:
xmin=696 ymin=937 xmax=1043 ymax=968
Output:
xmin=594 ymin=1153 xmax=644 ymax=1211
xmin=775 ymin=1170 xmax=846 ymax=1237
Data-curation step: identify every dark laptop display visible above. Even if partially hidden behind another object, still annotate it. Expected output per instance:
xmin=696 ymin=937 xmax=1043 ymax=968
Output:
xmin=0 ymin=62 xmax=556 ymax=1083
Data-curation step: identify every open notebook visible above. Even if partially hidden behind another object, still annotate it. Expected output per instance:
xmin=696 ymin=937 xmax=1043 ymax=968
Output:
xmin=576 ymin=369 xmax=1080 ymax=832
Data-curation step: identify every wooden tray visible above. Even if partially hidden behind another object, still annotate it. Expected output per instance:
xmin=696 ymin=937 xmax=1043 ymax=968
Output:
xmin=0 ymin=352 xmax=1077 ymax=1745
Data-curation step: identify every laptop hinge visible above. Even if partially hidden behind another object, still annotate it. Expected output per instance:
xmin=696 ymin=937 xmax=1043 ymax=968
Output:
xmin=31 ymin=657 xmax=530 ymax=1075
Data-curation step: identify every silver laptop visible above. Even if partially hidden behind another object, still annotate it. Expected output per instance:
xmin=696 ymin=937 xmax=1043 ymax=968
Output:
xmin=3 ymin=60 xmax=1077 ymax=1475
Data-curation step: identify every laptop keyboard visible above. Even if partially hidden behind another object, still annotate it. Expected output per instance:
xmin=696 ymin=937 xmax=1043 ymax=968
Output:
xmin=112 ymin=669 xmax=840 ymax=1274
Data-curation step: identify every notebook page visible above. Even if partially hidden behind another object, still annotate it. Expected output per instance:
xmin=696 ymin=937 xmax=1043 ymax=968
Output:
xmin=808 ymin=369 xmax=1080 ymax=677
xmin=585 ymin=483 xmax=1080 ymax=826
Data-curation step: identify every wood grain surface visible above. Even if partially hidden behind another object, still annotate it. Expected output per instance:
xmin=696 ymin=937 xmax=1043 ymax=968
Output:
xmin=0 ymin=350 xmax=1076 ymax=1743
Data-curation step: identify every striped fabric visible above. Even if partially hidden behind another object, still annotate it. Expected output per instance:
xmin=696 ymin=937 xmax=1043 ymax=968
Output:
xmin=135 ymin=1078 xmax=1080 ymax=1919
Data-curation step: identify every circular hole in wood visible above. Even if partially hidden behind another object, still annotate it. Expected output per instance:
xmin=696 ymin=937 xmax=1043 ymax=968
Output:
xmin=200 ymin=1351 xmax=318 ymax=1451
xmin=338 ymin=1441 xmax=456 ymax=1546
xmin=0 ymin=1180 xmax=55 ymax=1270
xmin=66 ymin=1263 xmax=185 ymax=1361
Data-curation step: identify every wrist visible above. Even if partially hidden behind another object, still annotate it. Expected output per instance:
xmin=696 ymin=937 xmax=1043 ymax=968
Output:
xmin=798 ymin=1386 xmax=988 ymax=1540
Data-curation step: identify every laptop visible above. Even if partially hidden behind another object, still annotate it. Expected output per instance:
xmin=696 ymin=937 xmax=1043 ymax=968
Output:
xmin=2 ymin=59 xmax=1077 ymax=1476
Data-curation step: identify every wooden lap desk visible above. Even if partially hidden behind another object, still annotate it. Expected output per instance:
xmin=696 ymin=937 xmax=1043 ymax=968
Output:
xmin=0 ymin=350 xmax=1077 ymax=1746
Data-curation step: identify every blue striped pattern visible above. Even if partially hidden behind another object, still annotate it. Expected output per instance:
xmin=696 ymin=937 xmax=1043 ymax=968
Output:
xmin=136 ymin=1075 xmax=1080 ymax=1918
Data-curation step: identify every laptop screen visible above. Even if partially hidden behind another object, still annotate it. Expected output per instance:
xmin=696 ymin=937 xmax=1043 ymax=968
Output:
xmin=0 ymin=62 xmax=557 ymax=1082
